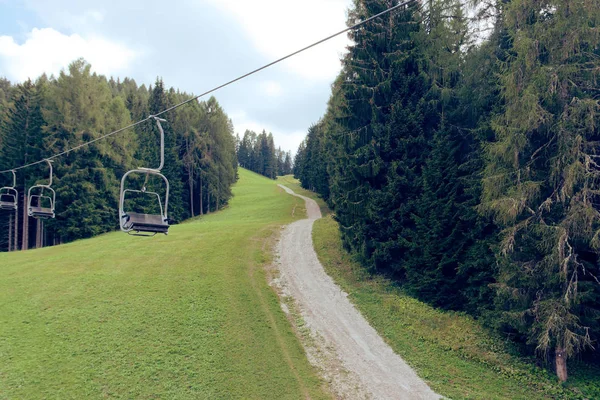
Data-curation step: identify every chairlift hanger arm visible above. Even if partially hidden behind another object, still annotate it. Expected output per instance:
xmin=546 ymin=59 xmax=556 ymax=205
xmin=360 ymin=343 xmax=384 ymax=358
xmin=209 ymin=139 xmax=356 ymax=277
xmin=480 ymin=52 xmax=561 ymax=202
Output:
xmin=1 ymin=170 xmax=17 ymax=189
xmin=45 ymin=159 xmax=54 ymax=187
xmin=149 ymin=116 xmax=166 ymax=172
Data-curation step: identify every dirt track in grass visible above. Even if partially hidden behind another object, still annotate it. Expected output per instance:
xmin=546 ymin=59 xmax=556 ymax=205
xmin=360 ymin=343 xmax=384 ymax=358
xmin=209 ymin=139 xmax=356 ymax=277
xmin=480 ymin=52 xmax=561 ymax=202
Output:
xmin=275 ymin=184 xmax=439 ymax=400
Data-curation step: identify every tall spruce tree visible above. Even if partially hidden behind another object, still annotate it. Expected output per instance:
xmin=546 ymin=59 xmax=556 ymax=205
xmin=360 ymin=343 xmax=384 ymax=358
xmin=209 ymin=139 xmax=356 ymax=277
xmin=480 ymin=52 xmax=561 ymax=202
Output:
xmin=42 ymin=60 xmax=135 ymax=242
xmin=0 ymin=78 xmax=47 ymax=250
xmin=481 ymin=0 xmax=600 ymax=381
xmin=328 ymin=0 xmax=428 ymax=272
xmin=399 ymin=0 xmax=499 ymax=312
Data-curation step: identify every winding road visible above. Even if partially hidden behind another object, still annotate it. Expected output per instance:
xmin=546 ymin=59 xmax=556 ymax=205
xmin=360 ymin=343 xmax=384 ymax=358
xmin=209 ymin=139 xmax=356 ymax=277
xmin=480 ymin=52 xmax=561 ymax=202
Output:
xmin=276 ymin=184 xmax=439 ymax=400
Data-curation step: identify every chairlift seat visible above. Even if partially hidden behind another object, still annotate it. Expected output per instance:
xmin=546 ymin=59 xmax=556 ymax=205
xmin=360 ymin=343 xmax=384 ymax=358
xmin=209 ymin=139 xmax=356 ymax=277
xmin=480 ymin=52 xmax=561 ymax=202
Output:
xmin=0 ymin=200 xmax=17 ymax=211
xmin=123 ymin=212 xmax=169 ymax=234
xmin=0 ymin=192 xmax=17 ymax=211
xmin=119 ymin=118 xmax=169 ymax=236
xmin=29 ymin=206 xmax=55 ymax=219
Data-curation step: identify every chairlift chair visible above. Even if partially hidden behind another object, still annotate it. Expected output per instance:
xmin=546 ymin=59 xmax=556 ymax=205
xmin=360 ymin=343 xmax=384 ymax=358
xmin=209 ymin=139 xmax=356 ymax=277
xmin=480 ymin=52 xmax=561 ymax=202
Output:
xmin=0 ymin=170 xmax=18 ymax=211
xmin=119 ymin=116 xmax=170 ymax=236
xmin=28 ymin=160 xmax=56 ymax=219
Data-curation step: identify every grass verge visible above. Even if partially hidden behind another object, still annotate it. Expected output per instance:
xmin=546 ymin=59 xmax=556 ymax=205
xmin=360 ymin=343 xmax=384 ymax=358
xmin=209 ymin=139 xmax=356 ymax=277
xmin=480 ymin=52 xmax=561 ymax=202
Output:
xmin=276 ymin=175 xmax=329 ymax=217
xmin=274 ymin=176 xmax=600 ymax=399
xmin=0 ymin=169 xmax=330 ymax=400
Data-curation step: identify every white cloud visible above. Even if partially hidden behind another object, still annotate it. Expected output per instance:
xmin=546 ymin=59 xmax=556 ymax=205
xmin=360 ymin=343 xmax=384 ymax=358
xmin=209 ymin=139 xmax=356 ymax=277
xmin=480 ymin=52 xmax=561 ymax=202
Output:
xmin=0 ymin=28 xmax=137 ymax=82
xmin=207 ymin=0 xmax=351 ymax=81
xmin=263 ymin=80 xmax=282 ymax=97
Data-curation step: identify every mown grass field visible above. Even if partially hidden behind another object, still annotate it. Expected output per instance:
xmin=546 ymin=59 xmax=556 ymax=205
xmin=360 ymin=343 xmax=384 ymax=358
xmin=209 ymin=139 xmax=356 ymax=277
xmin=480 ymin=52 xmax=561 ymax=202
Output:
xmin=274 ymin=176 xmax=600 ymax=400
xmin=0 ymin=169 xmax=330 ymax=399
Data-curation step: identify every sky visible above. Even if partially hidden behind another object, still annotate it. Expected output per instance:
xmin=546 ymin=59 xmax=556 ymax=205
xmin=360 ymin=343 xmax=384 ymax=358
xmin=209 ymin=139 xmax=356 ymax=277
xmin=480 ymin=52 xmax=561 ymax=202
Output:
xmin=0 ymin=0 xmax=353 ymax=153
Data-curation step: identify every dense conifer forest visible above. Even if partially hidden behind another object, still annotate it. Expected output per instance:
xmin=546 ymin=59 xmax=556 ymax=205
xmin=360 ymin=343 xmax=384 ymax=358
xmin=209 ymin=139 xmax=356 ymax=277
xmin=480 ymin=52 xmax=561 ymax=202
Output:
xmin=236 ymin=129 xmax=293 ymax=179
xmin=294 ymin=0 xmax=600 ymax=381
xmin=0 ymin=59 xmax=238 ymax=250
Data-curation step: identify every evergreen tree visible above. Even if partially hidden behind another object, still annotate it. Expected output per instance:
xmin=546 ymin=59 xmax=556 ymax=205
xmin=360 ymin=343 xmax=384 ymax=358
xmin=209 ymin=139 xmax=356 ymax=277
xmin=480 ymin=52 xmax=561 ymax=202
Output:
xmin=294 ymin=140 xmax=307 ymax=179
xmin=327 ymin=0 xmax=427 ymax=272
xmin=283 ymin=151 xmax=293 ymax=175
xmin=265 ymin=132 xmax=276 ymax=179
xmin=0 ymin=78 xmax=47 ymax=250
xmin=481 ymin=0 xmax=600 ymax=380
xmin=296 ymin=122 xmax=330 ymax=199
xmin=42 ymin=60 xmax=135 ymax=242
xmin=236 ymin=129 xmax=284 ymax=179
xmin=0 ymin=60 xmax=239 ymax=250
xmin=237 ymin=130 xmax=252 ymax=168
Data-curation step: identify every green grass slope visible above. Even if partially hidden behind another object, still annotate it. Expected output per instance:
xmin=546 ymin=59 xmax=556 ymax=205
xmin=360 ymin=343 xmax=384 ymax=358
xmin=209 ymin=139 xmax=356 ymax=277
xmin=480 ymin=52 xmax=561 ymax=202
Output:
xmin=0 ymin=169 xmax=330 ymax=400
xmin=275 ymin=176 xmax=600 ymax=400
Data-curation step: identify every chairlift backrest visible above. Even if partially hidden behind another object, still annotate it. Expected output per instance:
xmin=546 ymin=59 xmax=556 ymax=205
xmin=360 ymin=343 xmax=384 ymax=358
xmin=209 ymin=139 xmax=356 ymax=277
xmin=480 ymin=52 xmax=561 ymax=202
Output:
xmin=0 ymin=170 xmax=18 ymax=211
xmin=119 ymin=116 xmax=170 ymax=236
xmin=27 ymin=160 xmax=56 ymax=219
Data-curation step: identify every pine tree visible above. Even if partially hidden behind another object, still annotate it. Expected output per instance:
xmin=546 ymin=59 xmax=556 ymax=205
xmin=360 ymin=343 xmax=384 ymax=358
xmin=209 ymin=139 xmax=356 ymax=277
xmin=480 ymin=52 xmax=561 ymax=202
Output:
xmin=265 ymin=132 xmax=276 ymax=179
xmin=328 ymin=0 xmax=427 ymax=271
xmin=481 ymin=0 xmax=600 ymax=381
xmin=237 ymin=131 xmax=252 ymax=168
xmin=0 ymin=78 xmax=47 ymax=250
xmin=42 ymin=60 xmax=135 ymax=242
xmin=294 ymin=140 xmax=306 ymax=179
xmin=143 ymin=79 xmax=185 ymax=223
xmin=283 ymin=151 xmax=293 ymax=175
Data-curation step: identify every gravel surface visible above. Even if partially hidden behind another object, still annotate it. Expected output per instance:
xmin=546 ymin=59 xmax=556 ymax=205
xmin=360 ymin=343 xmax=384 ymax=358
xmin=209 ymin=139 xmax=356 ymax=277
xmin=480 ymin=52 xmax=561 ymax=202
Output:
xmin=275 ymin=184 xmax=440 ymax=400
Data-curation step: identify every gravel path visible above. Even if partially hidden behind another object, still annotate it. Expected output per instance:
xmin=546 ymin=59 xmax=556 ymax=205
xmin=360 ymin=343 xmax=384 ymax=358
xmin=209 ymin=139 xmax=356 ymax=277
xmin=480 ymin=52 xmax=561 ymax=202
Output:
xmin=276 ymin=184 xmax=440 ymax=400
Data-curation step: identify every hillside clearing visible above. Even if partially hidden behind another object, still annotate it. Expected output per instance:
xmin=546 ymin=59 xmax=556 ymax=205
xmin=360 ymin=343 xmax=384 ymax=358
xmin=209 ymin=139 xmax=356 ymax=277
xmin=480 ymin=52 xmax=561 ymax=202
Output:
xmin=0 ymin=169 xmax=329 ymax=400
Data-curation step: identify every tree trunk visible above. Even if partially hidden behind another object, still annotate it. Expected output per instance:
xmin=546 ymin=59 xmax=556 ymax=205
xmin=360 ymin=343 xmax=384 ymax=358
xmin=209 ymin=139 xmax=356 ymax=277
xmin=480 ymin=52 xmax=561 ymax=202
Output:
xmin=207 ymin=191 xmax=211 ymax=214
xmin=199 ymin=173 xmax=203 ymax=216
xmin=14 ymin=205 xmax=19 ymax=251
xmin=35 ymin=218 xmax=42 ymax=248
xmin=8 ymin=213 xmax=13 ymax=252
xmin=189 ymin=168 xmax=194 ymax=217
xmin=216 ymin=175 xmax=220 ymax=211
xmin=22 ymin=193 xmax=28 ymax=251
xmin=186 ymin=138 xmax=194 ymax=218
xmin=556 ymin=346 xmax=568 ymax=382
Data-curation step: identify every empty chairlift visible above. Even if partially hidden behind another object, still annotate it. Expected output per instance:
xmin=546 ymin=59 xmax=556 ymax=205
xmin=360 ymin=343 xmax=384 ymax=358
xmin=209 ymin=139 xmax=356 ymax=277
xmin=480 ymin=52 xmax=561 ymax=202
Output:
xmin=0 ymin=170 xmax=18 ymax=211
xmin=119 ymin=116 xmax=170 ymax=236
xmin=28 ymin=160 xmax=56 ymax=219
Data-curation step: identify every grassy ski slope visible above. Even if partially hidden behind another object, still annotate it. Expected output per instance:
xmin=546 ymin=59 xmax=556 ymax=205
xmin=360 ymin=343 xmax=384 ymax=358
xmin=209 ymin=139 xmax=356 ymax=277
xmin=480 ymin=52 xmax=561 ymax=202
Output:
xmin=0 ymin=168 xmax=329 ymax=400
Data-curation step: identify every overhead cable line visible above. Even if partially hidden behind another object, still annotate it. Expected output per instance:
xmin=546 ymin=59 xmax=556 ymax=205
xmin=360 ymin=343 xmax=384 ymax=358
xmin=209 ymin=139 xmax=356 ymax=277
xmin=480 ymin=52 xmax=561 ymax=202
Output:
xmin=0 ymin=0 xmax=418 ymax=174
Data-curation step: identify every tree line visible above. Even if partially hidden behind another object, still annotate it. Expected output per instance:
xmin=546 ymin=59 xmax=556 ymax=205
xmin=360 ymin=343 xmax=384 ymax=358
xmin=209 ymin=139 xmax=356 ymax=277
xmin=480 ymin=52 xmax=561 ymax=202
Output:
xmin=0 ymin=59 xmax=238 ymax=251
xmin=294 ymin=0 xmax=600 ymax=381
xmin=236 ymin=129 xmax=293 ymax=179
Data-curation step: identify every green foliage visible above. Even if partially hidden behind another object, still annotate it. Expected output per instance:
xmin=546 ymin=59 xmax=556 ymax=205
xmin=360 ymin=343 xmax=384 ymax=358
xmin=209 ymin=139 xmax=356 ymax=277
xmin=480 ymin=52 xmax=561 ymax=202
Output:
xmin=310 ymin=209 xmax=600 ymax=399
xmin=0 ymin=59 xmax=238 ymax=248
xmin=295 ymin=0 xmax=496 ymax=313
xmin=236 ymin=129 xmax=289 ymax=179
xmin=293 ymin=122 xmax=330 ymax=200
xmin=481 ymin=0 xmax=600 ymax=367
xmin=42 ymin=60 xmax=136 ymax=242
xmin=293 ymin=0 xmax=600 ymax=379
xmin=0 ymin=77 xmax=47 ymax=250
